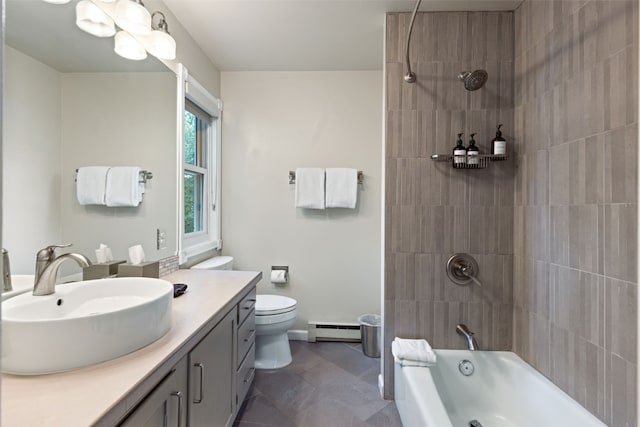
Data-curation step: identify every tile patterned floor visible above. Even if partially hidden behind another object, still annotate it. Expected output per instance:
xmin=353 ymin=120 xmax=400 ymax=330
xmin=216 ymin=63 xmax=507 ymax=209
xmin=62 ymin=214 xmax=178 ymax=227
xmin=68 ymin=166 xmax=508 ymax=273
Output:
xmin=234 ymin=341 xmax=404 ymax=427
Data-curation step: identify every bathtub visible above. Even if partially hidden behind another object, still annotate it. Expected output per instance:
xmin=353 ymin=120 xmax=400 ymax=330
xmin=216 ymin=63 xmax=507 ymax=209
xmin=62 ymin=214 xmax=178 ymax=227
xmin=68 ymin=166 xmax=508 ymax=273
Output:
xmin=394 ymin=350 xmax=606 ymax=427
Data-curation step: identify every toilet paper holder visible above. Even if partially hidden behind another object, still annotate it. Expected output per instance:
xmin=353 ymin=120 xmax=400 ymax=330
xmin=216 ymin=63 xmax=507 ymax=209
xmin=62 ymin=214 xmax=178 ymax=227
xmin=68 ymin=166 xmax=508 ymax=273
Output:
xmin=271 ymin=266 xmax=289 ymax=284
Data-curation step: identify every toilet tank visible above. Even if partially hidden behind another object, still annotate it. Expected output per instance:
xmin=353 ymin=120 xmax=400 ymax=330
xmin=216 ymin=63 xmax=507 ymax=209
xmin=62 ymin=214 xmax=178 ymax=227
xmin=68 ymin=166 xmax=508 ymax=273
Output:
xmin=190 ymin=256 xmax=234 ymax=270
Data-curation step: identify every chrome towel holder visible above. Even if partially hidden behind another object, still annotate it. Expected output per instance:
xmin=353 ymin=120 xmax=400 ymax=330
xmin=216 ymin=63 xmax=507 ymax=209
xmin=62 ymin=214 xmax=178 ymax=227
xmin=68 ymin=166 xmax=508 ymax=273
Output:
xmin=74 ymin=168 xmax=153 ymax=183
xmin=288 ymin=170 xmax=364 ymax=185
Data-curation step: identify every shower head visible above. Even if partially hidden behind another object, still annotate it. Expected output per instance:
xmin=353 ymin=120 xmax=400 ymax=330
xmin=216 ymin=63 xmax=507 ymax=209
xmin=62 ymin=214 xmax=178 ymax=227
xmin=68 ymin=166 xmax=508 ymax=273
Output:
xmin=458 ymin=70 xmax=488 ymax=91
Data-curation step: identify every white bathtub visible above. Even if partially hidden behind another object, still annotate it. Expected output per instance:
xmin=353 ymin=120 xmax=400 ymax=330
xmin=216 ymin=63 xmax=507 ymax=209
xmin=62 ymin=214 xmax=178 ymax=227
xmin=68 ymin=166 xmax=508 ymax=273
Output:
xmin=394 ymin=350 xmax=606 ymax=427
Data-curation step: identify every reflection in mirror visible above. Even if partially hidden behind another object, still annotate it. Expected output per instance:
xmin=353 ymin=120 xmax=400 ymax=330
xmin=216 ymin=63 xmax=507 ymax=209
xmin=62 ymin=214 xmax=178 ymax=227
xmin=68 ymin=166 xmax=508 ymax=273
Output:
xmin=4 ymin=0 xmax=177 ymax=278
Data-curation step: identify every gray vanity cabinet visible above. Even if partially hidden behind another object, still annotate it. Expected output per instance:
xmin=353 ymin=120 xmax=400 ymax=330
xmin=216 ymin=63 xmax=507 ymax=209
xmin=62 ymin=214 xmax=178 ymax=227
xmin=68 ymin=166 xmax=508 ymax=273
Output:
xmin=235 ymin=288 xmax=257 ymax=412
xmin=118 ymin=286 xmax=257 ymax=427
xmin=188 ymin=307 xmax=237 ymax=427
xmin=120 ymin=356 xmax=189 ymax=427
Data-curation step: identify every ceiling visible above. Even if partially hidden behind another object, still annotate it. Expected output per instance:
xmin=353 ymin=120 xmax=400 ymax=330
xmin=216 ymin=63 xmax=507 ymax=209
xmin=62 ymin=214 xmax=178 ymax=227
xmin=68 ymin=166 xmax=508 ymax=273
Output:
xmin=164 ymin=0 xmax=523 ymax=71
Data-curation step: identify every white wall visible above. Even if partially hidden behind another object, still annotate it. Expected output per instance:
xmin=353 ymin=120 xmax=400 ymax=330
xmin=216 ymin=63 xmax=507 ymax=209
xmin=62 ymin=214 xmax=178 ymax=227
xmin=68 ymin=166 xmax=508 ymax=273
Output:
xmin=147 ymin=0 xmax=221 ymax=97
xmin=59 ymin=72 xmax=177 ymax=264
xmin=3 ymin=46 xmax=62 ymax=273
xmin=221 ymin=71 xmax=382 ymax=330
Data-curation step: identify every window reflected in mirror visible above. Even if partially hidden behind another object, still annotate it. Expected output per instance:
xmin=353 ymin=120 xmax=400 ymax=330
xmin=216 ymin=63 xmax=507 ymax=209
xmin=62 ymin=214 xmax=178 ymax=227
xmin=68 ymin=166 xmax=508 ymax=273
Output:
xmin=183 ymin=100 xmax=213 ymax=236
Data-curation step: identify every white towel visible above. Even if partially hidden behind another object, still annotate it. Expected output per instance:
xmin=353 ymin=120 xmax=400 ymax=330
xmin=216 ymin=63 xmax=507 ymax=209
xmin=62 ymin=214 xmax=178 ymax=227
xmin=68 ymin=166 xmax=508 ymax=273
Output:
xmin=76 ymin=166 xmax=110 ymax=205
xmin=106 ymin=167 xmax=142 ymax=207
xmin=392 ymin=338 xmax=437 ymax=367
xmin=325 ymin=168 xmax=358 ymax=209
xmin=295 ymin=168 xmax=325 ymax=209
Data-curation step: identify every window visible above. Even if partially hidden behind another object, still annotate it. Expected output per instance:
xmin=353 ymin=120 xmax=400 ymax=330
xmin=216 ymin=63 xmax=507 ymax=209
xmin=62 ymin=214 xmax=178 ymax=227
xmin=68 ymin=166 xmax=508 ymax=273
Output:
xmin=183 ymin=100 xmax=211 ymax=235
xmin=178 ymin=67 xmax=222 ymax=262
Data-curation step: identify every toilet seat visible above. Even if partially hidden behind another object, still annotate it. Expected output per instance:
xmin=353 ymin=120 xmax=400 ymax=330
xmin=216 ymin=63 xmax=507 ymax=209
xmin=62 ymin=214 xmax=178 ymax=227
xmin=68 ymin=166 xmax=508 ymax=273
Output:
xmin=255 ymin=295 xmax=296 ymax=316
xmin=254 ymin=309 xmax=297 ymax=325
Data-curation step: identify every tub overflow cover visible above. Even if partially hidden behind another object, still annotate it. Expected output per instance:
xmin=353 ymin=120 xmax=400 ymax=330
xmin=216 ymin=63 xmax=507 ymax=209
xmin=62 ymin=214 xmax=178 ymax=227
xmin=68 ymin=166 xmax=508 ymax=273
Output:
xmin=459 ymin=359 xmax=475 ymax=376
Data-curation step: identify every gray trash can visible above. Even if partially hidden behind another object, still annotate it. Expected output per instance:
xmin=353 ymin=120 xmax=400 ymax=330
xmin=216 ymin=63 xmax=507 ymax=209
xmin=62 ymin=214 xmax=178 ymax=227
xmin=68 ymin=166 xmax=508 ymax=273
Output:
xmin=358 ymin=314 xmax=381 ymax=358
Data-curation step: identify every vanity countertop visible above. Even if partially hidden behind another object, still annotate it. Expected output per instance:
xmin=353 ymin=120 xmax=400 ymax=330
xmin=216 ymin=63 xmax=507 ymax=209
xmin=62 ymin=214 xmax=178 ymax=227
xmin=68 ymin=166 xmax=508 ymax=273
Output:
xmin=1 ymin=269 xmax=262 ymax=427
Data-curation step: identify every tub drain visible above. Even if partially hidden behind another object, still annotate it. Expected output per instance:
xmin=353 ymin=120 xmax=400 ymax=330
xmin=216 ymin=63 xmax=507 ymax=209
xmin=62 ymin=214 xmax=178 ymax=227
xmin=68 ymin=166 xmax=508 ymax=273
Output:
xmin=469 ymin=420 xmax=483 ymax=427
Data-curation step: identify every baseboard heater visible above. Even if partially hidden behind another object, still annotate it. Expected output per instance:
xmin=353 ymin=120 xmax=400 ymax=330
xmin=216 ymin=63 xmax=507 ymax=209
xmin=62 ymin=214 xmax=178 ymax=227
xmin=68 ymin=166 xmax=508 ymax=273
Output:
xmin=307 ymin=321 xmax=361 ymax=342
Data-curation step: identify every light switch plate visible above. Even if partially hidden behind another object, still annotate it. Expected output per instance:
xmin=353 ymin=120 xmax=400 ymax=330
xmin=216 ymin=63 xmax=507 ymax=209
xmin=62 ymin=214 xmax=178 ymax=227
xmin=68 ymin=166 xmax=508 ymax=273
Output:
xmin=156 ymin=228 xmax=167 ymax=250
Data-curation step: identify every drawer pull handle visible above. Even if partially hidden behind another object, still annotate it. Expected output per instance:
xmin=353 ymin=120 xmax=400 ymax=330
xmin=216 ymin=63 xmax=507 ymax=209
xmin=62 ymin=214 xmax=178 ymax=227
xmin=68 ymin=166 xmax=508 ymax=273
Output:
xmin=242 ymin=298 xmax=257 ymax=310
xmin=170 ymin=391 xmax=183 ymax=427
xmin=244 ymin=329 xmax=256 ymax=343
xmin=193 ymin=363 xmax=205 ymax=404
xmin=244 ymin=367 xmax=255 ymax=384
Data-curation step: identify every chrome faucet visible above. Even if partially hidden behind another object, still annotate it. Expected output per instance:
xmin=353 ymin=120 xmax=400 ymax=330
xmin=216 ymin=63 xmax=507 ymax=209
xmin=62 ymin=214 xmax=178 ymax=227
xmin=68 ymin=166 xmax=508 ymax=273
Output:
xmin=33 ymin=244 xmax=91 ymax=296
xmin=456 ymin=324 xmax=480 ymax=351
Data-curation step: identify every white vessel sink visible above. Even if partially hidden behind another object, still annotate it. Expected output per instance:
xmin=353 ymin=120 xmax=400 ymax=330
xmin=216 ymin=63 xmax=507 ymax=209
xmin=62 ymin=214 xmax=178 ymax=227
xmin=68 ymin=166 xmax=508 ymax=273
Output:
xmin=2 ymin=275 xmax=35 ymax=301
xmin=2 ymin=277 xmax=173 ymax=375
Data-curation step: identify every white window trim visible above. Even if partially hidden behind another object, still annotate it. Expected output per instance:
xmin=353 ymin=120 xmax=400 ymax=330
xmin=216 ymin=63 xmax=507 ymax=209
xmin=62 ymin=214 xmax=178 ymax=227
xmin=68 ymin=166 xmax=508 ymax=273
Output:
xmin=176 ymin=65 xmax=223 ymax=264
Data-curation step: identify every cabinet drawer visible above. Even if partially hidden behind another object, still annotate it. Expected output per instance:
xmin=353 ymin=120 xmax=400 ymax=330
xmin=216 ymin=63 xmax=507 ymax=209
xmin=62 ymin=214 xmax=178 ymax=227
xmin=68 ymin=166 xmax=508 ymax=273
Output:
xmin=237 ymin=311 xmax=255 ymax=368
xmin=120 ymin=356 xmax=188 ymax=427
xmin=236 ymin=343 xmax=255 ymax=406
xmin=238 ymin=287 xmax=256 ymax=325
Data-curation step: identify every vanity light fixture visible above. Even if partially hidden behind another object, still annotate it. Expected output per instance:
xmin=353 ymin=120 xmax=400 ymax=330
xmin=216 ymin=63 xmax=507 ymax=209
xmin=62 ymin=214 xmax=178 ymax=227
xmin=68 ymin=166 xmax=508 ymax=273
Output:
xmin=114 ymin=30 xmax=147 ymax=60
xmin=114 ymin=0 xmax=152 ymax=36
xmin=145 ymin=12 xmax=176 ymax=60
xmin=43 ymin=0 xmax=177 ymax=62
xmin=76 ymin=0 xmax=116 ymax=38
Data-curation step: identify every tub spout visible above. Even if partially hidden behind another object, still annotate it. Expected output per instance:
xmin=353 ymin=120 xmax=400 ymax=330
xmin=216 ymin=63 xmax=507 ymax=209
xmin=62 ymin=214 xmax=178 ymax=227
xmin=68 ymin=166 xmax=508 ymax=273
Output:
xmin=456 ymin=323 xmax=479 ymax=351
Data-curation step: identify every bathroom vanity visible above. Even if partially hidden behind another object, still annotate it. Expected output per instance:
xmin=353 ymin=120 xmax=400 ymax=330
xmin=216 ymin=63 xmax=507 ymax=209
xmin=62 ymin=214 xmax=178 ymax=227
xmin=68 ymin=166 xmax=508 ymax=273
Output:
xmin=1 ymin=269 xmax=260 ymax=427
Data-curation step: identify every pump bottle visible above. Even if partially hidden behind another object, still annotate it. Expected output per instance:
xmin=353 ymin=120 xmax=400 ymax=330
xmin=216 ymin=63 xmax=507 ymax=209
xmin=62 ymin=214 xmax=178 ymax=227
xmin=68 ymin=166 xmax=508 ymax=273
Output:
xmin=491 ymin=124 xmax=506 ymax=155
xmin=453 ymin=133 xmax=466 ymax=168
xmin=467 ymin=133 xmax=479 ymax=167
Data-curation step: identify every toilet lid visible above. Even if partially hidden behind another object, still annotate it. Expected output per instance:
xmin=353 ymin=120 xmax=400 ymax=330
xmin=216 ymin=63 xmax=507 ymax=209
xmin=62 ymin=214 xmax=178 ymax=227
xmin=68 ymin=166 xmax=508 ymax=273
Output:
xmin=191 ymin=256 xmax=234 ymax=270
xmin=256 ymin=294 xmax=297 ymax=315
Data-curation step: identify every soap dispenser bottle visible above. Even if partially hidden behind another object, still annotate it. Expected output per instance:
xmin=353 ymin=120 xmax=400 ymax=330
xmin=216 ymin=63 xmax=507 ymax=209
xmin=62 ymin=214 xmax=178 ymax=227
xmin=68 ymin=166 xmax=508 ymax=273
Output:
xmin=491 ymin=124 xmax=506 ymax=155
xmin=453 ymin=133 xmax=466 ymax=168
xmin=467 ymin=133 xmax=479 ymax=168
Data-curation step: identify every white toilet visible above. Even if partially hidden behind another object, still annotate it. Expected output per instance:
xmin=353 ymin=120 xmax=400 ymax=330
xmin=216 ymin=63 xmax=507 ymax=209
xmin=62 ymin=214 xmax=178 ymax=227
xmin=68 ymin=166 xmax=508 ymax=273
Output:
xmin=190 ymin=258 xmax=296 ymax=369
xmin=190 ymin=256 xmax=234 ymax=270
xmin=254 ymin=294 xmax=297 ymax=369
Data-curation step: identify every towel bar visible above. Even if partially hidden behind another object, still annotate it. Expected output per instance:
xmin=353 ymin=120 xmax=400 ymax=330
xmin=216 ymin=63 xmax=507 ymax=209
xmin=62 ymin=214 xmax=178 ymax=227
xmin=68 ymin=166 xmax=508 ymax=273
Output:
xmin=74 ymin=169 xmax=153 ymax=183
xmin=289 ymin=170 xmax=363 ymax=185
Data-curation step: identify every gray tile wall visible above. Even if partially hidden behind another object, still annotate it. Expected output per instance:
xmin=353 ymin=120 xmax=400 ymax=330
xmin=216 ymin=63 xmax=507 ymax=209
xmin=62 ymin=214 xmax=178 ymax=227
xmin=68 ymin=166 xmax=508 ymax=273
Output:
xmin=384 ymin=11 xmax=515 ymax=398
xmin=384 ymin=3 xmax=638 ymax=423
xmin=513 ymin=1 xmax=637 ymax=425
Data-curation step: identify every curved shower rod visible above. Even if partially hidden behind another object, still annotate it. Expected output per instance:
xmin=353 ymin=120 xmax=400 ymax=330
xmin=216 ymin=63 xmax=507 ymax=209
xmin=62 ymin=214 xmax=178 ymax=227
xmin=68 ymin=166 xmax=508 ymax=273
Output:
xmin=403 ymin=0 xmax=422 ymax=83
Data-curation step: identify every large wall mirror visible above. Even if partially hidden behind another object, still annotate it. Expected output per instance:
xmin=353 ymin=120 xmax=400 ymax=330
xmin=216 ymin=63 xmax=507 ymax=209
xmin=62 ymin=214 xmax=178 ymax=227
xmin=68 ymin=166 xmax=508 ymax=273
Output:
xmin=4 ymin=0 xmax=178 ymax=276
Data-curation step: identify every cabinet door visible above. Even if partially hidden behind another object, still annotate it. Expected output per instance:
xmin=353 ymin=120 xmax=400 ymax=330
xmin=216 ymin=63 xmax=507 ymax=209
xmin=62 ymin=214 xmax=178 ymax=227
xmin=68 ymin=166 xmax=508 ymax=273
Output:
xmin=189 ymin=307 xmax=237 ymax=427
xmin=120 ymin=356 xmax=188 ymax=427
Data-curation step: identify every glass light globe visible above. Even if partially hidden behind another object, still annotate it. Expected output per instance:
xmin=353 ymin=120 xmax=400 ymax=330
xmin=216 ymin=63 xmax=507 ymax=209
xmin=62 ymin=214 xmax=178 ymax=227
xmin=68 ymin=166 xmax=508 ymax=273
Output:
xmin=114 ymin=0 xmax=151 ymax=36
xmin=76 ymin=0 xmax=116 ymax=38
xmin=146 ymin=30 xmax=176 ymax=60
xmin=114 ymin=31 xmax=147 ymax=61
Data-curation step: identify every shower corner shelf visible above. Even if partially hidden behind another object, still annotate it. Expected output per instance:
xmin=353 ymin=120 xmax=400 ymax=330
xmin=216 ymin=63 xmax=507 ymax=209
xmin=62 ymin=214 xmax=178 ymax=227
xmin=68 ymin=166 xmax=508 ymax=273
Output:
xmin=430 ymin=154 xmax=508 ymax=169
